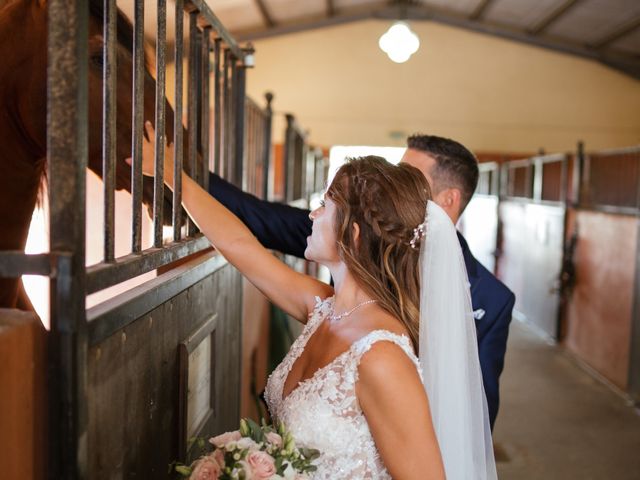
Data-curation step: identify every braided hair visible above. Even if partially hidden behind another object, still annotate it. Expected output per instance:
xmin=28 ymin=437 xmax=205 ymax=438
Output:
xmin=326 ymin=156 xmax=431 ymax=351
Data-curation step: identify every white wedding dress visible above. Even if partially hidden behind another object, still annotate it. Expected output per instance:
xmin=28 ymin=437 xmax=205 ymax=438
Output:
xmin=264 ymin=296 xmax=423 ymax=479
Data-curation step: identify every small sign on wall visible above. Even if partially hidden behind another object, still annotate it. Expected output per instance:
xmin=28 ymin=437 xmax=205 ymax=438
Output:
xmin=178 ymin=314 xmax=218 ymax=459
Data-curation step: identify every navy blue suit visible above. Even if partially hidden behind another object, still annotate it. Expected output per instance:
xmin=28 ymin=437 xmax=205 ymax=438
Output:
xmin=209 ymin=173 xmax=514 ymax=428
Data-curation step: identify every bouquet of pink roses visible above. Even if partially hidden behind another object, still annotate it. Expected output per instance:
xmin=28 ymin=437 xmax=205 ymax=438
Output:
xmin=175 ymin=418 xmax=320 ymax=480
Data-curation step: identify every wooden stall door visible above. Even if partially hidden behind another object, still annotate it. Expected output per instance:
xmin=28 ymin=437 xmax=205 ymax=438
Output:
xmin=563 ymin=210 xmax=636 ymax=390
xmin=86 ymin=253 xmax=242 ymax=478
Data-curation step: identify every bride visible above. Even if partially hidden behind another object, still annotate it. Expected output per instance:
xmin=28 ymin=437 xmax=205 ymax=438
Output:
xmin=136 ymin=123 xmax=496 ymax=479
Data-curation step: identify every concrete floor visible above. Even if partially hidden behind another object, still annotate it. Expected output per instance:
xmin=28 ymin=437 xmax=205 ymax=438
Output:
xmin=493 ymin=320 xmax=640 ymax=480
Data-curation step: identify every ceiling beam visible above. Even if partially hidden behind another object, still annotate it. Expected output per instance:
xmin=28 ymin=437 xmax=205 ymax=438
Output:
xmin=528 ymin=0 xmax=583 ymax=35
xmin=590 ymin=16 xmax=640 ymax=49
xmin=234 ymin=2 xmax=640 ymax=80
xmin=469 ymin=0 xmax=494 ymax=21
xmin=254 ymin=0 xmax=275 ymax=28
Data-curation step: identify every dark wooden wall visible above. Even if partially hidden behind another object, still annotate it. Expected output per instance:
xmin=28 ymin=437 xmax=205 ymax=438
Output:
xmin=86 ymin=253 xmax=242 ymax=479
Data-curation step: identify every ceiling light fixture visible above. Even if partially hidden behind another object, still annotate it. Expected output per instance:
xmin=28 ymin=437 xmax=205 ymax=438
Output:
xmin=378 ymin=21 xmax=420 ymax=63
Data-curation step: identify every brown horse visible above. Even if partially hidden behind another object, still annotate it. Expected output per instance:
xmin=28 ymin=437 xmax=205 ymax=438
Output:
xmin=0 ymin=0 xmax=181 ymax=310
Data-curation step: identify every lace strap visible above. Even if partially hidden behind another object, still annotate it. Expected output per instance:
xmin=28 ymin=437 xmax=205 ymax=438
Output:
xmin=352 ymin=330 xmax=423 ymax=379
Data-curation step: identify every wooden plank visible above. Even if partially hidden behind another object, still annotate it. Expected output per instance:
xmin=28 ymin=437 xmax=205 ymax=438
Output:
xmin=0 ymin=310 xmax=47 ymax=480
xmin=87 ymin=261 xmax=243 ymax=476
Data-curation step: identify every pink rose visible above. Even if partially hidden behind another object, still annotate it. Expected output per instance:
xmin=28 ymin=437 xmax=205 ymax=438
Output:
xmin=210 ymin=430 xmax=241 ymax=448
xmin=212 ymin=449 xmax=225 ymax=468
xmin=190 ymin=457 xmax=221 ymax=480
xmin=246 ymin=451 xmax=277 ymax=479
xmin=265 ymin=432 xmax=283 ymax=448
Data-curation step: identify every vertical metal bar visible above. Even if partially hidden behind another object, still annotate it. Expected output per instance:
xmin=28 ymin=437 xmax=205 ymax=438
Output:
xmin=173 ymin=0 xmax=184 ymax=241
xmin=573 ymin=141 xmax=585 ymax=206
xmin=131 ymin=0 xmax=145 ymax=253
xmin=223 ymin=49 xmax=231 ymax=181
xmin=213 ymin=39 xmax=222 ymax=177
xmin=187 ymin=12 xmax=200 ymax=236
xmin=153 ymin=0 xmax=167 ymax=248
xmin=262 ymin=92 xmax=273 ymax=200
xmin=234 ymin=60 xmax=246 ymax=189
xmin=201 ymin=28 xmax=211 ymax=192
xmin=47 ymin=0 xmax=88 ymax=477
xmin=283 ymin=114 xmax=294 ymax=202
xmin=187 ymin=12 xmax=199 ymax=182
xmin=533 ymin=157 xmax=543 ymax=202
xmin=560 ymin=155 xmax=568 ymax=204
xmin=103 ymin=0 xmax=117 ymax=262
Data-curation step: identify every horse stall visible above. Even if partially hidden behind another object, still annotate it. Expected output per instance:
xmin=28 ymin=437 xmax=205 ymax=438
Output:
xmin=0 ymin=0 xmax=258 ymax=477
xmin=459 ymin=162 xmax=501 ymax=274
xmin=562 ymin=146 xmax=640 ymax=402
xmin=239 ymin=94 xmax=274 ymax=420
xmin=496 ymin=154 xmax=569 ymax=339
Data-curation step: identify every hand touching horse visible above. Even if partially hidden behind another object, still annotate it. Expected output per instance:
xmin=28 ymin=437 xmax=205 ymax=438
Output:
xmin=0 ymin=0 xmax=186 ymax=310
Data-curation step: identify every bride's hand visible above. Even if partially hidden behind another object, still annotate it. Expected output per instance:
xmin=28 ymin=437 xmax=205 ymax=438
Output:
xmin=126 ymin=121 xmax=174 ymax=179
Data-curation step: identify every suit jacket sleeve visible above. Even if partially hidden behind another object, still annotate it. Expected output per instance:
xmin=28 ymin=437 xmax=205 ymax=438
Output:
xmin=208 ymin=172 xmax=312 ymax=258
xmin=479 ymin=290 xmax=515 ymax=429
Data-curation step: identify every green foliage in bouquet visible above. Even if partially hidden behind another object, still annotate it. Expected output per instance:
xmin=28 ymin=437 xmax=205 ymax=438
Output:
xmin=172 ymin=418 xmax=320 ymax=480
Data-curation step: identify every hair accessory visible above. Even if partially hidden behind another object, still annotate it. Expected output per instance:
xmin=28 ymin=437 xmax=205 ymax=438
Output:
xmin=409 ymin=221 xmax=427 ymax=250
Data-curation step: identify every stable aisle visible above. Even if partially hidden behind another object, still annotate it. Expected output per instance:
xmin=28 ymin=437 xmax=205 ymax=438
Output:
xmin=494 ymin=320 xmax=640 ymax=479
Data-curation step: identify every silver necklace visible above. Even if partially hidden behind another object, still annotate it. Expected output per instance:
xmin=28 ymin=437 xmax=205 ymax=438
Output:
xmin=329 ymin=299 xmax=377 ymax=322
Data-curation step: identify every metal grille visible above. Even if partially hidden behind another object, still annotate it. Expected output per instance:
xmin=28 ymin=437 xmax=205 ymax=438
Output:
xmin=583 ymin=147 xmax=640 ymax=210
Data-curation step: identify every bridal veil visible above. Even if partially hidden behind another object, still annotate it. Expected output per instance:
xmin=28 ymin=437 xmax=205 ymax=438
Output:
xmin=418 ymin=201 xmax=497 ymax=479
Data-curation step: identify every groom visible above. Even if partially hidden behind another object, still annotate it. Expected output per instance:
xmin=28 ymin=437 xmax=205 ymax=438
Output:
xmin=208 ymin=134 xmax=515 ymax=429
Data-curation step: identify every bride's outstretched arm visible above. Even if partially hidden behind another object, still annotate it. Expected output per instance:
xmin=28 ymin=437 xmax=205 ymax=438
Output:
xmin=133 ymin=122 xmax=332 ymax=321
xmin=357 ymin=342 xmax=445 ymax=479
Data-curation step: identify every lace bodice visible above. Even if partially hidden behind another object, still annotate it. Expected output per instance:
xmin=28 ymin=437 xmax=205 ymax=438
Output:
xmin=264 ymin=296 xmax=423 ymax=479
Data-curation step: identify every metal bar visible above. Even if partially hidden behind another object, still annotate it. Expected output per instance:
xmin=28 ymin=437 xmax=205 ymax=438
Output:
xmin=201 ymin=27 xmax=211 ymax=192
xmin=153 ymin=0 xmax=167 ymax=248
xmin=254 ymin=0 xmax=275 ymax=27
xmin=103 ymin=0 xmax=117 ymax=262
xmin=283 ymin=114 xmax=295 ymax=201
xmin=185 ymin=0 xmax=245 ymax=60
xmin=233 ymin=59 xmax=246 ymax=189
xmin=533 ymin=157 xmax=543 ymax=202
xmin=223 ymin=48 xmax=231 ymax=182
xmin=0 ymin=252 xmax=55 ymax=278
xmin=173 ymin=0 xmax=184 ymax=241
xmin=469 ymin=0 xmax=494 ymax=21
xmin=187 ymin=12 xmax=199 ymax=181
xmin=560 ymin=155 xmax=568 ymax=204
xmin=572 ymin=141 xmax=584 ymax=206
xmin=213 ymin=38 xmax=222 ymax=176
xmin=47 ymin=0 xmax=89 ymax=476
xmin=528 ymin=0 xmax=582 ymax=35
xmin=327 ymin=0 xmax=335 ymax=17
xmin=131 ymin=0 xmax=145 ymax=253
xmin=87 ymin=250 xmax=226 ymax=346
xmin=591 ymin=16 xmax=640 ymax=49
xmin=86 ymin=235 xmax=211 ymax=294
xmin=262 ymin=92 xmax=273 ymax=200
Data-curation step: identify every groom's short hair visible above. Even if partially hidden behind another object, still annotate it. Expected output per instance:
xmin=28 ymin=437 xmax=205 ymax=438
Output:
xmin=406 ymin=134 xmax=479 ymax=212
